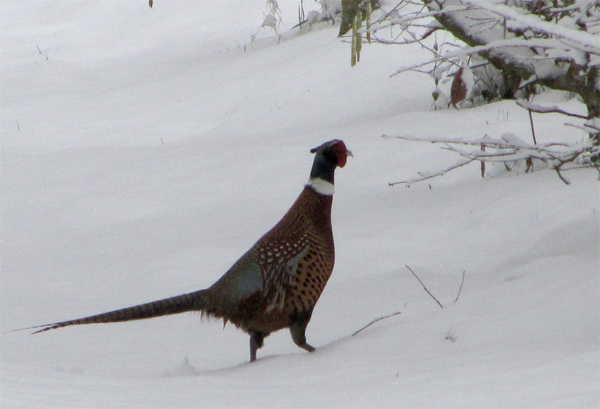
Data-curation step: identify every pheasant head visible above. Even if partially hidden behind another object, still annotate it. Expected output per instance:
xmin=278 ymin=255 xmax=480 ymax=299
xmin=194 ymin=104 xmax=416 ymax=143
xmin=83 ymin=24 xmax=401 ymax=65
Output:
xmin=308 ymin=140 xmax=352 ymax=195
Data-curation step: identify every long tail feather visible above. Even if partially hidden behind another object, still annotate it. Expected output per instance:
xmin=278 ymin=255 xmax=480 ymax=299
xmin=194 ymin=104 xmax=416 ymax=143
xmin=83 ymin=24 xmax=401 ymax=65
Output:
xmin=20 ymin=289 xmax=208 ymax=334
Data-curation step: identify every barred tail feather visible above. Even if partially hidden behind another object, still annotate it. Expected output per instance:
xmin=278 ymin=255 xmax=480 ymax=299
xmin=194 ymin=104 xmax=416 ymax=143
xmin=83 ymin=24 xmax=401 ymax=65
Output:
xmin=26 ymin=289 xmax=209 ymax=334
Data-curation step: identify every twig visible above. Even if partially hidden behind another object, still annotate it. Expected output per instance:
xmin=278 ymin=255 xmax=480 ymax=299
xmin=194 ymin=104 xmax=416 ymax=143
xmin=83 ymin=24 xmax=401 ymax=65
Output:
xmin=527 ymin=109 xmax=537 ymax=145
xmin=526 ymin=109 xmax=536 ymax=172
xmin=389 ymin=156 xmax=476 ymax=186
xmin=405 ymin=265 xmax=444 ymax=309
xmin=554 ymin=165 xmax=571 ymax=185
xmin=565 ymin=122 xmax=600 ymax=133
xmin=351 ymin=311 xmax=402 ymax=337
xmin=481 ymin=141 xmax=486 ymax=178
xmin=454 ymin=270 xmax=466 ymax=303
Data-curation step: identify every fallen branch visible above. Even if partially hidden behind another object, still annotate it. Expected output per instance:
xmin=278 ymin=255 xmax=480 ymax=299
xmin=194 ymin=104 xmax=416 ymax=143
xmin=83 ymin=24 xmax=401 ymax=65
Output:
xmin=384 ymin=134 xmax=599 ymax=186
xmin=405 ymin=265 xmax=444 ymax=309
xmin=351 ymin=311 xmax=402 ymax=337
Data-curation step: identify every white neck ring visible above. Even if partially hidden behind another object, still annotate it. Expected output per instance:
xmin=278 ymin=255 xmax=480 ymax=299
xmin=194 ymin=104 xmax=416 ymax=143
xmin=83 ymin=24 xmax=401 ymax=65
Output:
xmin=307 ymin=178 xmax=334 ymax=195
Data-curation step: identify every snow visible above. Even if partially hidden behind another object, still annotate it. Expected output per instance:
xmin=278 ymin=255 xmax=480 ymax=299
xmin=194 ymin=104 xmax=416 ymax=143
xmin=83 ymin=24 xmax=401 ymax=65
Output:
xmin=1 ymin=1 xmax=598 ymax=408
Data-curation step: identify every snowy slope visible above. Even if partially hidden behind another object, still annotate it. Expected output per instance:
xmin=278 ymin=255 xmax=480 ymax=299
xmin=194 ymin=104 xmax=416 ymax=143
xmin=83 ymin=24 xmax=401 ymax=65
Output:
xmin=1 ymin=1 xmax=598 ymax=408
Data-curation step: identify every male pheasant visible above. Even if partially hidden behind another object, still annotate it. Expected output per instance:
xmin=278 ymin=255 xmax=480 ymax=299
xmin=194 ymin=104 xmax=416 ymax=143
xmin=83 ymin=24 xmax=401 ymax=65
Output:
xmin=25 ymin=139 xmax=352 ymax=362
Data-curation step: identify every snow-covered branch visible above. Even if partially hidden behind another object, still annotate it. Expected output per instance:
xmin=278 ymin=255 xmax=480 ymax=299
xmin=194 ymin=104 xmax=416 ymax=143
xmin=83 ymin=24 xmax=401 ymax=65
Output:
xmin=361 ymin=0 xmax=600 ymax=119
xmin=516 ymin=100 xmax=590 ymax=120
xmin=465 ymin=0 xmax=600 ymax=54
xmin=384 ymin=133 xmax=600 ymax=186
xmin=390 ymin=37 xmax=569 ymax=77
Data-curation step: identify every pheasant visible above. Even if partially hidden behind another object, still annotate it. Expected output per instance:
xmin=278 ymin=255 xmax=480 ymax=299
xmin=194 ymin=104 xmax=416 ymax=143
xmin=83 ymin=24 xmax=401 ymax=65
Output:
xmin=24 ymin=139 xmax=352 ymax=362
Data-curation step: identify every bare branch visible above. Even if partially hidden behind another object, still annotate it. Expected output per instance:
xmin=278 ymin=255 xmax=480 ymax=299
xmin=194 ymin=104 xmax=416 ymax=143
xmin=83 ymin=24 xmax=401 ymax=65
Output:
xmin=405 ymin=265 xmax=444 ymax=309
xmin=565 ymin=122 xmax=600 ymax=134
xmin=389 ymin=156 xmax=475 ymax=187
xmin=554 ymin=165 xmax=571 ymax=185
xmin=454 ymin=270 xmax=466 ymax=303
xmin=527 ymin=109 xmax=537 ymax=145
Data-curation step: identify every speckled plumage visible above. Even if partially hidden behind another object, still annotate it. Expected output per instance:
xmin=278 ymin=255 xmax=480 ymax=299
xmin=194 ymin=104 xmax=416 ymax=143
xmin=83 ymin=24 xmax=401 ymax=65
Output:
xmin=24 ymin=140 xmax=351 ymax=362
xmin=205 ymin=185 xmax=335 ymax=330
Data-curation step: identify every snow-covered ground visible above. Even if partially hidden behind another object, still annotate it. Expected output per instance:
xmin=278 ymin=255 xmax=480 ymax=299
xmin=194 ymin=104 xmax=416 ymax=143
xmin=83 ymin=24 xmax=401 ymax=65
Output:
xmin=1 ymin=1 xmax=598 ymax=408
